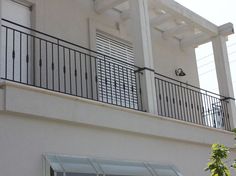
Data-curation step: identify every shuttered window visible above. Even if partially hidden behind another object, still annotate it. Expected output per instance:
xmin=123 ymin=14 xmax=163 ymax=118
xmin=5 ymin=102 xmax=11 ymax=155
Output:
xmin=96 ymin=32 xmax=134 ymax=65
xmin=96 ymin=31 xmax=138 ymax=109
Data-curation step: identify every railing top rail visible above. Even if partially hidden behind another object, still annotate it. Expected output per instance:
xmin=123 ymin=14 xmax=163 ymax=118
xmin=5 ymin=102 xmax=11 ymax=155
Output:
xmin=2 ymin=18 xmax=233 ymax=102
xmin=154 ymin=72 xmax=230 ymax=100
xmin=1 ymin=18 xmax=140 ymax=69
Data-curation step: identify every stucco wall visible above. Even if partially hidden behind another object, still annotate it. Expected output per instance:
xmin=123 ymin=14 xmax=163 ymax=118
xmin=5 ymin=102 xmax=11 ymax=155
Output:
xmin=151 ymin=28 xmax=199 ymax=86
xmin=0 ymin=114 xmax=216 ymax=176
xmin=12 ymin=0 xmax=199 ymax=86
xmin=0 ymin=82 xmax=235 ymax=176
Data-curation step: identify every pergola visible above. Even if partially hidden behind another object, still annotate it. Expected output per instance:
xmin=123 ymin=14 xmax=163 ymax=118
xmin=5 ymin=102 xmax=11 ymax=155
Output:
xmin=94 ymin=0 xmax=236 ymax=127
xmin=94 ymin=0 xmax=234 ymax=48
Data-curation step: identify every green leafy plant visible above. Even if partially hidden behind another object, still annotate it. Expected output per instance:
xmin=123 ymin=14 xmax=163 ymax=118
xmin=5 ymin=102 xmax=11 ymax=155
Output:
xmin=232 ymin=160 xmax=236 ymax=169
xmin=231 ymin=129 xmax=236 ymax=170
xmin=205 ymin=143 xmax=231 ymax=176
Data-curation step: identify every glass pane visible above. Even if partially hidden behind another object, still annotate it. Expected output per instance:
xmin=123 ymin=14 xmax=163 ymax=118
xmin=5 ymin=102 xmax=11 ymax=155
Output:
xmin=97 ymin=160 xmax=152 ymax=176
xmin=154 ymin=167 xmax=178 ymax=176
xmin=57 ymin=156 xmax=97 ymax=174
xmin=66 ymin=173 xmax=97 ymax=176
xmin=56 ymin=172 xmax=64 ymax=176
xmin=46 ymin=155 xmax=63 ymax=172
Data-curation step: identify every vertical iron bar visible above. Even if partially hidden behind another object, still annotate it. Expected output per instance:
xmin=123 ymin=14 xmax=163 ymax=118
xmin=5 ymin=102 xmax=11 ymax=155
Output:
xmin=33 ymin=36 xmax=36 ymax=86
xmin=195 ymin=91 xmax=201 ymax=125
xmin=74 ymin=51 xmax=78 ymax=96
xmin=63 ymin=47 xmax=66 ymax=93
xmin=5 ymin=28 xmax=8 ymax=79
xmin=95 ymin=58 xmax=99 ymax=101
xmin=90 ymin=55 xmax=93 ymax=99
xmin=202 ymin=93 xmax=208 ymax=126
xmin=126 ymin=68 xmax=131 ymax=108
xmin=224 ymin=100 xmax=231 ymax=130
xmin=187 ymin=88 xmax=193 ymax=123
xmin=57 ymin=40 xmax=60 ymax=92
xmin=184 ymin=87 xmax=190 ymax=122
xmin=69 ymin=49 xmax=72 ymax=94
xmin=39 ymin=39 xmax=42 ymax=87
xmin=171 ymin=83 xmax=176 ymax=119
xmin=138 ymin=71 xmax=143 ymax=111
xmin=109 ymin=61 xmax=113 ymax=104
xmin=12 ymin=30 xmax=15 ymax=81
xmin=192 ymin=90 xmax=198 ymax=124
xmin=168 ymin=82 xmax=174 ymax=118
xmin=27 ymin=35 xmax=29 ymax=84
xmin=208 ymin=95 xmax=214 ymax=127
xmin=198 ymin=91 xmax=204 ymax=125
xmin=114 ymin=64 xmax=118 ymax=105
xmin=179 ymin=85 xmax=187 ymax=121
xmin=131 ymin=68 xmax=135 ymax=108
xmin=162 ymin=81 xmax=166 ymax=117
xmin=174 ymin=84 xmax=179 ymax=119
xmin=85 ymin=54 xmax=88 ymax=98
xmin=206 ymin=93 xmax=211 ymax=127
xmin=79 ymin=53 xmax=83 ymax=97
xmin=158 ymin=79 xmax=163 ymax=116
xmin=98 ymin=58 xmax=103 ymax=101
xmin=104 ymin=57 xmax=108 ymax=103
xmin=51 ymin=43 xmax=54 ymax=90
xmin=134 ymin=71 xmax=138 ymax=110
xmin=20 ymin=33 xmax=22 ymax=82
xmin=122 ymin=66 xmax=126 ymax=107
xmin=154 ymin=78 xmax=159 ymax=114
xmin=118 ymin=65 xmax=122 ymax=106
xmin=46 ymin=41 xmax=48 ymax=88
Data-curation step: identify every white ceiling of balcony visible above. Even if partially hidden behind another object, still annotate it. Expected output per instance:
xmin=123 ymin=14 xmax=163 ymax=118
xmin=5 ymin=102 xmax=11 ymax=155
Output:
xmin=94 ymin=0 xmax=234 ymax=48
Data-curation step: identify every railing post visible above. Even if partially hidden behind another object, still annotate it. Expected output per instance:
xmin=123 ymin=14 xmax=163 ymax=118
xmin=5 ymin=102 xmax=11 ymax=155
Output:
xmin=212 ymin=35 xmax=236 ymax=130
xmin=129 ymin=0 xmax=158 ymax=114
xmin=0 ymin=0 xmax=3 ymax=80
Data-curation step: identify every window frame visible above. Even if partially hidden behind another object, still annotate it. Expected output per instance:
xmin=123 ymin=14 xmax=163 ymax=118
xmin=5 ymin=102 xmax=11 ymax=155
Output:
xmin=88 ymin=18 xmax=139 ymax=109
xmin=43 ymin=154 xmax=183 ymax=176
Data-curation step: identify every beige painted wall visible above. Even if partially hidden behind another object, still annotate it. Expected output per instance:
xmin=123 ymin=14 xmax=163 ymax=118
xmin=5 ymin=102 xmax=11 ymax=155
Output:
xmin=0 ymin=1 xmax=219 ymax=176
xmin=10 ymin=0 xmax=199 ymax=86
xmin=0 ymin=82 xmax=235 ymax=176
xmin=0 ymin=113 xmax=219 ymax=176
xmin=151 ymin=28 xmax=199 ymax=86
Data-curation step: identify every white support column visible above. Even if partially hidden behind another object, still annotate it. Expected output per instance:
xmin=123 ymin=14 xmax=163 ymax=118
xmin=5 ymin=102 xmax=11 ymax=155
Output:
xmin=212 ymin=35 xmax=236 ymax=129
xmin=129 ymin=0 xmax=157 ymax=114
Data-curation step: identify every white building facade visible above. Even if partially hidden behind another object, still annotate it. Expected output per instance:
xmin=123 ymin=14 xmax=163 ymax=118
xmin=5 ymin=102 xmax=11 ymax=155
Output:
xmin=0 ymin=0 xmax=236 ymax=176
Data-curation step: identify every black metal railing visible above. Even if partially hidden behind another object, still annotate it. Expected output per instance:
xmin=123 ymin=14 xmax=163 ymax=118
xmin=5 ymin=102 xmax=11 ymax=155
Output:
xmin=1 ymin=19 xmax=143 ymax=111
xmin=1 ymin=19 xmax=232 ymax=130
xmin=154 ymin=72 xmax=231 ymax=130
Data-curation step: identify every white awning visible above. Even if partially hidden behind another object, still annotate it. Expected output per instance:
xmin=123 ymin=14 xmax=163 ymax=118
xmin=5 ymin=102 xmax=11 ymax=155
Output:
xmin=44 ymin=154 xmax=183 ymax=176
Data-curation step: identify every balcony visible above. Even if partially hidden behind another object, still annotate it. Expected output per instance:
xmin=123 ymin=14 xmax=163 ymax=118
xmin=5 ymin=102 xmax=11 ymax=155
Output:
xmin=1 ymin=18 xmax=231 ymax=131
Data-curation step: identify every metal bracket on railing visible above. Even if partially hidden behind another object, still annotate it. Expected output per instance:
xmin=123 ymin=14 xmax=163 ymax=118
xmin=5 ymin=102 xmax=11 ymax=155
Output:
xmin=222 ymin=97 xmax=236 ymax=101
xmin=134 ymin=67 xmax=155 ymax=74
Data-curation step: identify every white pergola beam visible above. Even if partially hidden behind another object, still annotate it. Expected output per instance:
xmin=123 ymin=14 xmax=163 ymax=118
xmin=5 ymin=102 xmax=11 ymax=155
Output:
xmin=218 ymin=23 xmax=234 ymax=36
xmin=162 ymin=24 xmax=190 ymax=39
xmin=180 ymin=22 xmax=234 ymax=48
xmin=150 ymin=13 xmax=172 ymax=27
xmin=180 ymin=33 xmax=211 ymax=48
xmin=120 ymin=9 xmax=130 ymax=21
xmin=153 ymin=0 xmax=218 ymax=36
xmin=94 ymin=0 xmax=127 ymax=14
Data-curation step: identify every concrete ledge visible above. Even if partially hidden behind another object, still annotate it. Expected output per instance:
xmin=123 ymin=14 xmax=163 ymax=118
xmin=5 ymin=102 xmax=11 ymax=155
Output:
xmin=0 ymin=81 xmax=235 ymax=147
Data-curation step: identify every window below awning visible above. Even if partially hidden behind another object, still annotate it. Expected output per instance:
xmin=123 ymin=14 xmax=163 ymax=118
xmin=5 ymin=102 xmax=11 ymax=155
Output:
xmin=44 ymin=154 xmax=183 ymax=176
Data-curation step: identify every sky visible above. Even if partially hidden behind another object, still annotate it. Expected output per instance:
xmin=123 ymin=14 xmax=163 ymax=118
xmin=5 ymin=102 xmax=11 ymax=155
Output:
xmin=174 ymin=0 xmax=236 ymax=95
